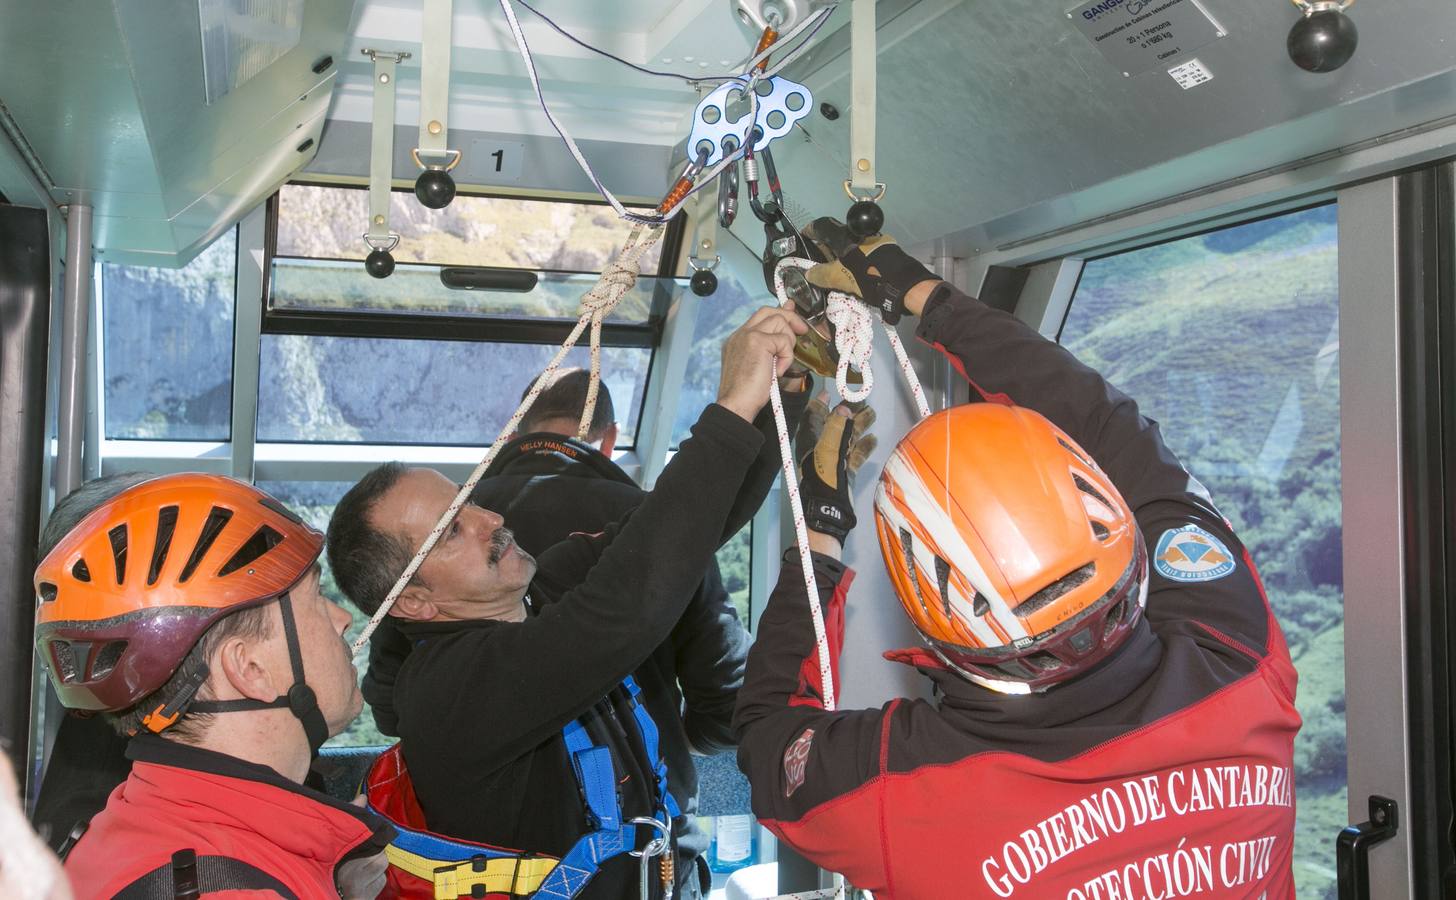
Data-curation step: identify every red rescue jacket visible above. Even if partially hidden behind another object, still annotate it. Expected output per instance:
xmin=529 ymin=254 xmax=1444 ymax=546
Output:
xmin=65 ymin=734 xmax=393 ymax=899
xmin=733 ymin=286 xmax=1302 ymax=899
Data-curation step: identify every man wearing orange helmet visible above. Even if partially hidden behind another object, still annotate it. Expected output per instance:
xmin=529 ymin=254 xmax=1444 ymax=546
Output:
xmin=33 ymin=473 xmax=393 ymax=898
xmin=734 ymin=220 xmax=1301 ymax=899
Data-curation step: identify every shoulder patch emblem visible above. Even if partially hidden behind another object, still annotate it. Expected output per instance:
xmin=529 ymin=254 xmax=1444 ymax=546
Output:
xmin=1154 ymin=525 xmax=1236 ymax=583
xmin=784 ymin=728 xmax=815 ymax=798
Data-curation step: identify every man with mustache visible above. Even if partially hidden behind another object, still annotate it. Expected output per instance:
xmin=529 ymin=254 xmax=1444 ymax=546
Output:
xmin=466 ymin=368 xmax=756 ymax=894
xmin=325 ymin=306 xmax=808 ymax=899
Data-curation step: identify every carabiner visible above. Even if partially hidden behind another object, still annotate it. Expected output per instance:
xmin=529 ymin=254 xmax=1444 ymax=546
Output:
xmin=629 ymin=816 xmax=673 ymax=900
xmin=718 ymin=161 xmax=739 ymax=228
xmin=748 ymin=142 xmax=787 ymax=225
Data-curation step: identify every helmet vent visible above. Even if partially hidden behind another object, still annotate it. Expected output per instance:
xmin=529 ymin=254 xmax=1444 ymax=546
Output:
xmin=107 ymin=525 xmax=128 ymax=585
xmin=71 ymin=560 xmax=91 ymax=583
xmin=972 ymin=593 xmax=990 ymax=617
xmin=179 ymin=507 xmax=234 ymax=583
xmin=219 ymin=525 xmax=284 ymax=577
xmin=148 ymin=505 xmax=179 ymax=586
xmin=900 ymin=528 xmax=933 ymax=618
xmin=37 ymin=582 xmax=58 ymax=603
xmin=933 ymin=555 xmax=953 ymax=617
xmin=1057 ymin=436 xmax=1093 ymax=467
xmin=90 ymin=641 xmax=127 ymax=680
xmin=1072 ymin=474 xmax=1112 ymax=510
xmin=1024 ymin=650 xmax=1067 ymax=673
xmin=1016 ymin=563 xmax=1095 ymax=618
xmin=52 ymin=640 xmax=81 ymax=683
xmin=1068 ymin=626 xmax=1095 ymax=654
xmin=1091 ymin=521 xmax=1111 ymax=541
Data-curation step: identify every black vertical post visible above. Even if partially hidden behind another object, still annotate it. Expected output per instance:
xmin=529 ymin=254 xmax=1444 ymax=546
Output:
xmin=1393 ymin=165 xmax=1456 ymax=898
xmin=0 ymin=203 xmax=51 ymax=778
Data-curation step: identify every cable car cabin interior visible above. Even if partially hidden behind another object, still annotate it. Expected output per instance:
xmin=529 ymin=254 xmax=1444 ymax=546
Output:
xmin=0 ymin=0 xmax=1452 ymax=898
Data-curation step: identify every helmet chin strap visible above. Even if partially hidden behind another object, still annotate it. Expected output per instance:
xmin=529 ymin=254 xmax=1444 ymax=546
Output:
xmin=179 ymin=591 xmax=331 ymax=757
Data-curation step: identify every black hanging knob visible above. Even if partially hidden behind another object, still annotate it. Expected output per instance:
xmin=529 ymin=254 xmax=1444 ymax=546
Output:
xmin=690 ymin=268 xmax=719 ymax=297
xmin=1288 ymin=8 xmax=1358 ymax=73
xmin=846 ymin=199 xmax=885 ymax=239
xmin=414 ymin=168 xmax=457 ymax=209
xmin=365 ymin=248 xmax=396 ymax=279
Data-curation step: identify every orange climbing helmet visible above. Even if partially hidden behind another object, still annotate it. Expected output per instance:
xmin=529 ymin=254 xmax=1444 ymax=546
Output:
xmin=34 ymin=474 xmax=323 ymax=732
xmin=873 ymin=403 xmax=1148 ymax=694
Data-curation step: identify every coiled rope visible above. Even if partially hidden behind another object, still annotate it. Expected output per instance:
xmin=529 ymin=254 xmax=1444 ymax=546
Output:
xmin=768 ymin=258 xmax=932 ymax=710
xmin=351 ymin=225 xmax=665 ymax=656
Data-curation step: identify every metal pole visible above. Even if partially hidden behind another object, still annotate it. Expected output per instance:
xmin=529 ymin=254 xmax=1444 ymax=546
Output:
xmin=56 ymin=204 xmax=91 ymax=498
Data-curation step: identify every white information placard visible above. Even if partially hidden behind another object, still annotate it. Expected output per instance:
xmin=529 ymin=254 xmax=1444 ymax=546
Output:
xmin=1068 ymin=0 xmax=1226 ymax=77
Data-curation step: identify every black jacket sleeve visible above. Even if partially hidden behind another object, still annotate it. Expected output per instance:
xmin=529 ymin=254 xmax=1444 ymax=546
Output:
xmin=672 ymin=559 xmax=751 ymax=754
xmin=914 ymin=285 xmax=1285 ymax=662
xmin=395 ymin=404 xmax=765 ymax=767
xmin=713 ymin=386 xmax=811 ymax=544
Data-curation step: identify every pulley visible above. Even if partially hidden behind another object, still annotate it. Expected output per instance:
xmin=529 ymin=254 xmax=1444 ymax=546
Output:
xmin=685 ymin=74 xmax=813 ymax=168
xmin=733 ymin=0 xmax=834 ymax=33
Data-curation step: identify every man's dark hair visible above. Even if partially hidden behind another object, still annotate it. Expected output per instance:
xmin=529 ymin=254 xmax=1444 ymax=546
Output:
xmin=517 ymin=368 xmax=616 ymax=442
xmin=327 ymin=462 xmax=419 ymax=617
xmin=39 ymin=472 xmax=275 ymax=742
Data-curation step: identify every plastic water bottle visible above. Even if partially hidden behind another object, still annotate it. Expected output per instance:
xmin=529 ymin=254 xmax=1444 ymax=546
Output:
xmin=708 ymin=815 xmax=756 ymax=873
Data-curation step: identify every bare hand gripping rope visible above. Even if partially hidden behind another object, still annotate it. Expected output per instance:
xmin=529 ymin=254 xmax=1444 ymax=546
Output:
xmin=351 ymin=225 xmax=665 ymax=657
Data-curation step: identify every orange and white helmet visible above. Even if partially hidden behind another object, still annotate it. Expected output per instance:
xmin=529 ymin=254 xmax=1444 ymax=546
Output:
xmin=874 ymin=403 xmax=1147 ymax=694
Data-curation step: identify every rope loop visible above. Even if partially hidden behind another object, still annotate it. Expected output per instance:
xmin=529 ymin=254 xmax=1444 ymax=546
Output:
xmin=350 ymin=225 xmax=664 ymax=656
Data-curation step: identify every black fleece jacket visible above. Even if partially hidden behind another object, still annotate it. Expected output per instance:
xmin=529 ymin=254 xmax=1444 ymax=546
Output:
xmin=362 ymin=400 xmax=801 ymax=899
xmin=469 ymin=432 xmax=753 ymax=824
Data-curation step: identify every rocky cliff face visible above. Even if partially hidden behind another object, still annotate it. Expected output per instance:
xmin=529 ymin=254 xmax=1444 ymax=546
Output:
xmin=99 ymin=186 xmax=759 ymax=447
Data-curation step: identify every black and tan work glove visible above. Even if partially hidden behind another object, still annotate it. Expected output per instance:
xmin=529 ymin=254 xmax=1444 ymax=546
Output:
xmin=801 ymin=217 xmax=938 ymax=325
xmin=796 ymin=394 xmax=877 ymax=543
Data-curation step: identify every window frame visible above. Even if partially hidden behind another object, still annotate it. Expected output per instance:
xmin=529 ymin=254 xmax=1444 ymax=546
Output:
xmin=95 ymin=225 xmax=242 ymax=443
xmin=260 ymin=184 xmax=687 ymax=347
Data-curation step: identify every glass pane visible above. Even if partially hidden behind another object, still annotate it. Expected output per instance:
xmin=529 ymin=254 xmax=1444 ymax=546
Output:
xmin=269 ymin=256 xmax=668 ymax=324
xmin=717 ymin=524 xmax=752 ymax=623
xmin=101 ymin=230 xmax=237 ymax=439
xmin=257 ymin=335 xmax=651 ymax=447
xmin=275 ymin=184 xmax=664 ymax=273
xmin=256 ymin=479 xmax=386 ymax=748
xmin=1061 ymin=205 xmax=1342 ymax=899
xmin=671 ymin=245 xmax=775 ymax=447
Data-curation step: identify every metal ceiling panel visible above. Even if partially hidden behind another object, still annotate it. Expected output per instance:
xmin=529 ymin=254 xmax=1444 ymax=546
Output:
xmin=0 ymin=0 xmax=357 ymax=265
xmin=758 ymin=0 xmax=1456 ymax=252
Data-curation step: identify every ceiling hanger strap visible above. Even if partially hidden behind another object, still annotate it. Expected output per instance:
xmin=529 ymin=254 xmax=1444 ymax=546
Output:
xmin=416 ymin=0 xmax=455 ymax=165
xmin=364 ymin=49 xmax=409 ymax=244
xmin=845 ymin=0 xmax=884 ymax=201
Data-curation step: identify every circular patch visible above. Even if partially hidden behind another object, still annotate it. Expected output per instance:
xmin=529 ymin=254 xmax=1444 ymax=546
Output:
xmin=1154 ymin=524 xmax=1236 ymax=583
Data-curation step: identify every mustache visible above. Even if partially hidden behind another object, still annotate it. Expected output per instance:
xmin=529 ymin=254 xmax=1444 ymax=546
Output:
xmin=487 ymin=527 xmax=516 ymax=565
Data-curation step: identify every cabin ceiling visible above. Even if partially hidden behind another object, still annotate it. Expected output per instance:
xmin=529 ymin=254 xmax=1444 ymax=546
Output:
xmin=3 ymin=0 xmax=1456 ymax=265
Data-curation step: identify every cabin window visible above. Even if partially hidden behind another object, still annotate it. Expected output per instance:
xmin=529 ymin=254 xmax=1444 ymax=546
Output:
xmin=261 ymin=184 xmax=676 ymax=450
xmin=1058 ymin=204 xmax=1343 ymax=897
xmin=668 ymin=242 xmax=767 ymax=450
xmin=255 ymin=335 xmax=652 ymax=447
xmin=100 ymin=228 xmax=238 ymax=440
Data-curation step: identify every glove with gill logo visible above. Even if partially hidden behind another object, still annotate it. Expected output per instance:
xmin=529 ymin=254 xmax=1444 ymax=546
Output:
xmin=796 ymin=394 xmax=878 ymax=543
xmin=801 ymin=217 xmax=938 ymax=325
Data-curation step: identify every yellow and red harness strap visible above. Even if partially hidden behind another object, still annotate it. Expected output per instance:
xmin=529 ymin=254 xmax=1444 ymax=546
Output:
xmin=384 ymin=843 xmax=559 ymax=899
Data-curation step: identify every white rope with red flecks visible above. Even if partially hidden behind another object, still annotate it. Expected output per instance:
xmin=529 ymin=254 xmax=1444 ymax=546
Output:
xmin=350 ymin=224 xmax=665 ymax=657
xmin=769 ymin=257 xmax=931 ymax=711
